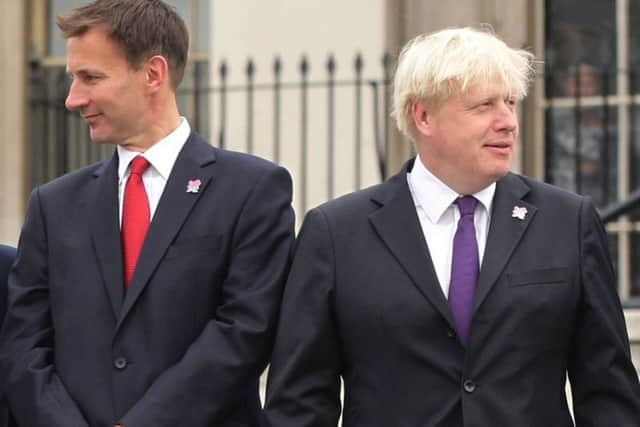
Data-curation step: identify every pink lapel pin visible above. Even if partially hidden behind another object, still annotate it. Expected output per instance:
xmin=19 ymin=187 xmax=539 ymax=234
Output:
xmin=186 ymin=179 xmax=202 ymax=193
xmin=511 ymin=205 xmax=527 ymax=220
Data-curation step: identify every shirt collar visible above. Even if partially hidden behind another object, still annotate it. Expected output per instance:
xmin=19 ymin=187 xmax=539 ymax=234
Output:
xmin=117 ymin=117 xmax=191 ymax=182
xmin=408 ymin=154 xmax=496 ymax=222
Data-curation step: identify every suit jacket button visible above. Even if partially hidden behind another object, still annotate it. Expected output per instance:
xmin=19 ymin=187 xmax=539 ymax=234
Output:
xmin=463 ymin=379 xmax=476 ymax=393
xmin=114 ymin=357 xmax=128 ymax=370
xmin=447 ymin=328 xmax=456 ymax=338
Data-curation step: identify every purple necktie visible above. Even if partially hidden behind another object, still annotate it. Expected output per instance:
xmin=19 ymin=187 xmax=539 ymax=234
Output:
xmin=449 ymin=195 xmax=479 ymax=347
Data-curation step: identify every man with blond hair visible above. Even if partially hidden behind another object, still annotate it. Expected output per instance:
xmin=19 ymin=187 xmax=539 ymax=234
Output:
xmin=263 ymin=27 xmax=640 ymax=426
xmin=0 ymin=1 xmax=294 ymax=426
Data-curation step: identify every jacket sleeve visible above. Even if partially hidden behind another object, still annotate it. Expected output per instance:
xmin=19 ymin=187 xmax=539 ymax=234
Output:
xmin=263 ymin=207 xmax=344 ymax=427
xmin=0 ymin=188 xmax=90 ymax=427
xmin=118 ymin=165 xmax=295 ymax=426
xmin=569 ymin=197 xmax=640 ymax=426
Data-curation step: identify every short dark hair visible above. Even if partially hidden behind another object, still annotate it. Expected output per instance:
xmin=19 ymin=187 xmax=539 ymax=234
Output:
xmin=56 ymin=0 xmax=189 ymax=89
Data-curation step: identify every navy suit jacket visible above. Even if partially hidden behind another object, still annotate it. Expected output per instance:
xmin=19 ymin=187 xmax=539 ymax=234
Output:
xmin=0 ymin=133 xmax=295 ymax=426
xmin=264 ymin=159 xmax=640 ymax=426
xmin=0 ymin=245 xmax=14 ymax=336
xmin=0 ymin=245 xmax=16 ymax=427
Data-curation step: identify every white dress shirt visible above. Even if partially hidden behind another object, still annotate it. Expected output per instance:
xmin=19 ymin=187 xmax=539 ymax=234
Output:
xmin=407 ymin=154 xmax=496 ymax=298
xmin=117 ymin=118 xmax=191 ymax=226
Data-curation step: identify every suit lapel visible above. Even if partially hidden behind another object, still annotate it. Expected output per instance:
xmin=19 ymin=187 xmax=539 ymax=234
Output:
xmin=89 ymin=153 xmax=124 ymax=318
xmin=369 ymin=160 xmax=455 ymax=329
xmin=116 ymin=134 xmax=217 ymax=329
xmin=473 ymin=173 xmax=536 ymax=312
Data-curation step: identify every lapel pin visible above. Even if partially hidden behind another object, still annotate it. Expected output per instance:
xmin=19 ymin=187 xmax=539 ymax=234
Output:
xmin=186 ymin=179 xmax=202 ymax=194
xmin=511 ymin=205 xmax=527 ymax=220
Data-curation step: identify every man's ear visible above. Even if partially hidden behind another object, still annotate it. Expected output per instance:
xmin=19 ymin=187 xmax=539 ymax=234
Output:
xmin=145 ymin=55 xmax=170 ymax=92
xmin=411 ymin=101 xmax=434 ymax=137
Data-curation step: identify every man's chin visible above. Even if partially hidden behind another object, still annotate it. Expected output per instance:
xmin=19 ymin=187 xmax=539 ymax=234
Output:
xmin=89 ymin=131 xmax=115 ymax=145
xmin=495 ymin=168 xmax=511 ymax=179
xmin=488 ymin=161 xmax=513 ymax=179
xmin=488 ymin=170 xmax=510 ymax=184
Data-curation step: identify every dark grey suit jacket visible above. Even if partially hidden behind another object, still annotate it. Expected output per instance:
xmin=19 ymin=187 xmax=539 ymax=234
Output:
xmin=0 ymin=245 xmax=16 ymax=427
xmin=0 ymin=133 xmax=295 ymax=427
xmin=264 ymin=159 xmax=640 ymax=427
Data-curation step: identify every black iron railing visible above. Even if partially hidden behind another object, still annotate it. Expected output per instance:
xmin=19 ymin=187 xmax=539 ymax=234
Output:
xmin=29 ymin=54 xmax=395 ymax=215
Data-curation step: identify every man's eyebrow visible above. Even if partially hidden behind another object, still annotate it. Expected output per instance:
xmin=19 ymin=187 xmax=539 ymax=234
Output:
xmin=69 ymin=68 xmax=105 ymax=77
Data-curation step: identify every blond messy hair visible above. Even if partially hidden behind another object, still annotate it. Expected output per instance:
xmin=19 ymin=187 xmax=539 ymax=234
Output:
xmin=392 ymin=27 xmax=535 ymax=141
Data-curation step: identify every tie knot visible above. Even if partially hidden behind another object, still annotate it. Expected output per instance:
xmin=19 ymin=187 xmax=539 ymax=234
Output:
xmin=130 ymin=156 xmax=150 ymax=176
xmin=455 ymin=195 xmax=477 ymax=216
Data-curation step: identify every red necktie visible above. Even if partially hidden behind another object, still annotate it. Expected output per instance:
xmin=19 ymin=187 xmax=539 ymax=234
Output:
xmin=122 ymin=156 xmax=151 ymax=289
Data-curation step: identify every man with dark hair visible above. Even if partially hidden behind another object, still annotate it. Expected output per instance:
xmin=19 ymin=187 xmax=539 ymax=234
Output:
xmin=56 ymin=0 xmax=189 ymax=90
xmin=0 ymin=1 xmax=295 ymax=426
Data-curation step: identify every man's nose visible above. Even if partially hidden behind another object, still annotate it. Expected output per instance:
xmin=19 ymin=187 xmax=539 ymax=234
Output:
xmin=495 ymin=101 xmax=518 ymax=133
xmin=65 ymin=80 xmax=88 ymax=111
